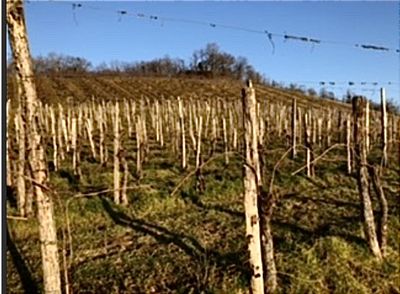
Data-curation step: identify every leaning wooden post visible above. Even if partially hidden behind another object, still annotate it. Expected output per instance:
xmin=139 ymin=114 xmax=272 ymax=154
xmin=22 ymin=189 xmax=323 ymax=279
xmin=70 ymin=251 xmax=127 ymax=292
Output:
xmin=155 ymin=100 xmax=160 ymax=144
xmin=326 ymin=110 xmax=332 ymax=147
xmin=352 ymin=96 xmax=382 ymax=260
xmin=398 ymin=118 xmax=400 ymax=167
xmin=365 ymin=100 xmax=370 ymax=153
xmin=368 ymin=166 xmax=388 ymax=257
xmin=317 ymin=117 xmax=323 ymax=147
xmin=50 ymin=107 xmax=58 ymax=171
xmin=57 ymin=105 xmax=65 ymax=161
xmin=135 ymin=114 xmax=143 ymax=179
xmin=85 ymin=117 xmax=96 ymax=160
xmin=61 ymin=110 xmax=69 ymax=153
xmin=14 ymin=79 xmax=29 ymax=217
xmin=141 ymin=101 xmax=149 ymax=162
xmin=178 ymin=97 xmax=187 ymax=169
xmin=304 ymin=112 xmax=314 ymax=177
xmin=346 ymin=114 xmax=352 ymax=175
xmin=242 ymin=80 xmax=265 ymax=294
xmin=120 ymin=149 xmax=129 ymax=206
xmin=380 ymin=88 xmax=388 ymax=166
xmin=113 ymin=102 xmax=121 ymax=204
xmin=71 ymin=117 xmax=78 ymax=176
xmin=159 ymin=101 xmax=164 ymax=147
xmin=195 ymin=116 xmax=203 ymax=169
xmin=291 ymin=97 xmax=297 ymax=159
xmin=6 ymin=99 xmax=13 ymax=188
xmin=189 ymin=105 xmax=197 ymax=155
xmin=7 ymin=1 xmax=62 ymax=292
xmin=125 ymin=99 xmax=132 ymax=138
xmin=304 ymin=113 xmax=311 ymax=177
xmin=211 ymin=115 xmax=217 ymax=155
xmin=222 ymin=113 xmax=229 ymax=165
xmin=98 ymin=104 xmax=105 ymax=164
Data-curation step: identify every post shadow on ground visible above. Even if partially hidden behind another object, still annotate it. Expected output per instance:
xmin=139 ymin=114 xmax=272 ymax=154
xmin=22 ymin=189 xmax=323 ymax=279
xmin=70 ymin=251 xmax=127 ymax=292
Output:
xmin=100 ymin=196 xmax=250 ymax=280
xmin=181 ymin=189 xmax=367 ymax=251
xmin=282 ymin=192 xmax=360 ymax=210
xmin=6 ymin=223 xmax=39 ymax=294
xmin=181 ymin=190 xmax=244 ymax=219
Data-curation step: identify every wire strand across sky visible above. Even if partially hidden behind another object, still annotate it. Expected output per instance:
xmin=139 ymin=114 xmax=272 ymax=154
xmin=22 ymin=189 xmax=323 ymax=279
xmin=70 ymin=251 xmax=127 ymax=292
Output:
xmin=33 ymin=0 xmax=400 ymax=55
xmin=15 ymin=1 xmax=400 ymax=103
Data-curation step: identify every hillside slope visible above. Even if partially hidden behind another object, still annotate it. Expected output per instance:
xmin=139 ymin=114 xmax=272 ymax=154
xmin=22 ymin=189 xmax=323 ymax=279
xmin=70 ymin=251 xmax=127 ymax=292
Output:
xmin=7 ymin=75 xmax=352 ymax=110
xmin=6 ymin=75 xmax=400 ymax=293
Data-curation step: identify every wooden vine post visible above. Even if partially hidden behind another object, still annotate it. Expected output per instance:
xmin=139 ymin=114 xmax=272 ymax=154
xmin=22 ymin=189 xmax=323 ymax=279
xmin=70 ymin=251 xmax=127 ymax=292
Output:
xmin=6 ymin=99 xmax=13 ymax=188
xmin=242 ymin=80 xmax=265 ymax=294
xmin=352 ymin=96 xmax=382 ymax=260
xmin=57 ymin=104 xmax=65 ymax=161
xmin=291 ymin=97 xmax=297 ymax=159
xmin=7 ymin=0 xmax=62 ymax=292
xmin=365 ymin=100 xmax=370 ymax=153
xmin=71 ymin=117 xmax=78 ymax=175
xmin=113 ymin=102 xmax=121 ymax=204
xmin=368 ymin=166 xmax=388 ymax=257
xmin=178 ymin=97 xmax=187 ymax=169
xmin=136 ymin=114 xmax=143 ymax=179
xmin=15 ymin=80 xmax=28 ymax=216
xmin=50 ymin=107 xmax=58 ymax=171
xmin=380 ymin=88 xmax=388 ymax=166
xmin=222 ymin=113 xmax=229 ymax=165
xmin=304 ymin=112 xmax=315 ymax=177
xmin=346 ymin=114 xmax=352 ymax=175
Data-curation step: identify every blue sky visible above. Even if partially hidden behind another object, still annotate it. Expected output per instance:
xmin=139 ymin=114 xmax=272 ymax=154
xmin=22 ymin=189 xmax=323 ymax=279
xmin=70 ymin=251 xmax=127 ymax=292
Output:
xmin=9 ymin=1 xmax=400 ymax=103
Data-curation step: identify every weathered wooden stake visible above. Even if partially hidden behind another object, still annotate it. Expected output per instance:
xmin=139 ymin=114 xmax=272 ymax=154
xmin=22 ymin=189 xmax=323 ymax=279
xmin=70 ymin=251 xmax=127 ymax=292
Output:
xmin=196 ymin=116 xmax=203 ymax=169
xmin=136 ymin=114 xmax=142 ymax=179
xmin=346 ymin=115 xmax=352 ymax=175
xmin=57 ymin=105 xmax=65 ymax=161
xmin=7 ymin=99 xmax=13 ymax=187
xmin=304 ymin=112 xmax=314 ymax=177
xmin=291 ymin=97 xmax=297 ymax=158
xmin=380 ymin=88 xmax=388 ymax=166
xmin=125 ymin=99 xmax=132 ymax=138
xmin=121 ymin=150 xmax=129 ymax=206
xmin=368 ymin=166 xmax=388 ymax=257
xmin=50 ymin=107 xmax=58 ymax=171
xmin=7 ymin=1 xmax=62 ymax=292
xmin=113 ymin=102 xmax=121 ymax=204
xmin=71 ymin=118 xmax=78 ymax=175
xmin=352 ymin=96 xmax=382 ymax=260
xmin=178 ymin=97 xmax=186 ymax=169
xmin=242 ymin=80 xmax=265 ymax=294
xmin=365 ymin=100 xmax=370 ymax=152
xmin=326 ymin=110 xmax=332 ymax=147
xmin=98 ymin=104 xmax=105 ymax=164
xmin=222 ymin=114 xmax=229 ymax=165
xmin=86 ymin=118 xmax=96 ymax=159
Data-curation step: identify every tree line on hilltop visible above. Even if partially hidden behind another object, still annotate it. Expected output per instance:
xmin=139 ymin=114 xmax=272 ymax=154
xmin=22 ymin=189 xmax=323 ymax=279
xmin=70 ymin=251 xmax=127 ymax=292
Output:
xmin=7 ymin=42 xmax=399 ymax=113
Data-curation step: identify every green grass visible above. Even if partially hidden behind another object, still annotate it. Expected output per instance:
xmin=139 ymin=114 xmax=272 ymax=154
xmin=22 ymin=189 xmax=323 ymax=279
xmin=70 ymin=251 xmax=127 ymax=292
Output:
xmin=6 ymin=135 xmax=400 ymax=293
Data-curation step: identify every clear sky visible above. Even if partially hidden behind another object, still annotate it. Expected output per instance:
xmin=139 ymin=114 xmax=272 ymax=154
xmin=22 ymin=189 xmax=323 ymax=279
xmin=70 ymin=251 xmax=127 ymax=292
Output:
xmin=9 ymin=1 xmax=400 ymax=104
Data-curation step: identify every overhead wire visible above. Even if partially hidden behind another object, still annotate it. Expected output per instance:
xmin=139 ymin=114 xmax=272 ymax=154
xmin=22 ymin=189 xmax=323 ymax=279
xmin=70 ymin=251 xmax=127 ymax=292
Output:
xmin=23 ymin=1 xmax=399 ymax=101
xmin=26 ymin=0 xmax=400 ymax=55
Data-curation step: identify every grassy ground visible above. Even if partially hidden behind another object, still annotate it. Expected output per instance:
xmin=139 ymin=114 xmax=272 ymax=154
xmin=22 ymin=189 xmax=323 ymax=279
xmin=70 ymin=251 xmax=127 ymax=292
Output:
xmin=6 ymin=135 xmax=400 ymax=293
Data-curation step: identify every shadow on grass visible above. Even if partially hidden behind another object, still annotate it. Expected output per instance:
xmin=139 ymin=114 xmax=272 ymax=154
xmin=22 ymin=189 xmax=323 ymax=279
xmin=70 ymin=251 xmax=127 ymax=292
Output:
xmin=183 ymin=190 xmax=367 ymax=251
xmin=100 ymin=197 xmax=250 ymax=281
xmin=181 ymin=191 xmax=244 ymax=219
xmin=283 ymin=193 xmax=360 ymax=210
xmin=58 ymin=169 xmax=80 ymax=190
xmin=273 ymin=218 xmax=366 ymax=249
xmin=6 ymin=224 xmax=39 ymax=294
